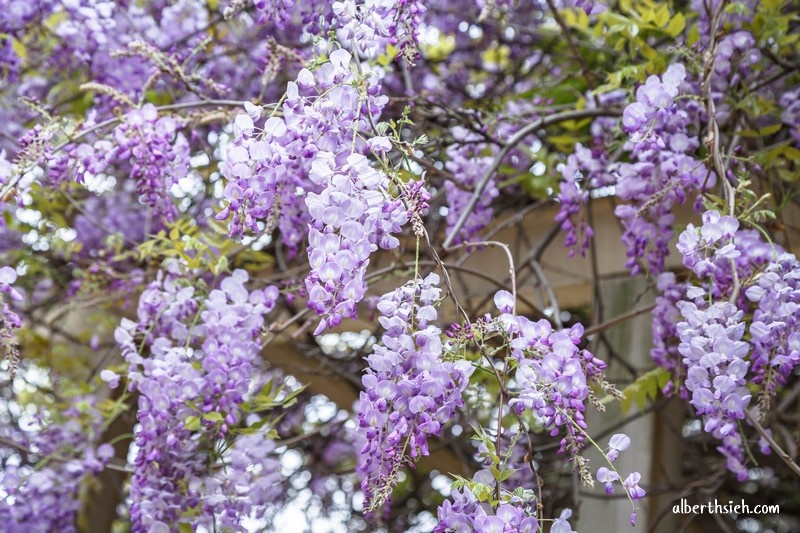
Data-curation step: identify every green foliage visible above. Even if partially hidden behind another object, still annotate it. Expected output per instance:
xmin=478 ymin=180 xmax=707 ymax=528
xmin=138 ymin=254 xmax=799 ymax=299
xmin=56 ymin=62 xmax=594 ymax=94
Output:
xmin=619 ymin=367 xmax=670 ymax=414
xmin=184 ymin=416 xmax=201 ymax=431
xmin=135 ymin=217 xmax=273 ymax=275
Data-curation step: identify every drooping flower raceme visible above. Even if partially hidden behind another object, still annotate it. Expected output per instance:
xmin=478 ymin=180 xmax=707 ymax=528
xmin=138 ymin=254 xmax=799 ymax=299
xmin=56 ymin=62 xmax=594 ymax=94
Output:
xmin=357 ymin=273 xmax=473 ymax=512
xmin=305 ymin=151 xmax=408 ymax=335
xmin=745 ymin=252 xmax=800 ymax=405
xmin=676 ymin=300 xmax=751 ymax=481
xmin=556 ymin=142 xmax=613 ymax=257
xmin=0 ymin=396 xmax=114 ymax=533
xmin=241 ymin=0 xmax=331 ymax=31
xmin=650 ymin=271 xmax=686 ymax=380
xmin=216 ymin=49 xmax=389 ymax=251
xmin=654 ymin=209 xmax=799 ymax=480
xmin=781 ymin=87 xmax=800 ymax=146
xmin=74 ymin=186 xmax=158 ymax=258
xmin=116 ymin=263 xmax=283 ymax=532
xmin=52 ymin=104 xmax=190 ymax=221
xmin=504 ymin=317 xmax=603 ymax=453
xmin=614 ymin=63 xmax=712 ymax=275
xmin=652 ymin=216 xmax=783 ymax=383
xmin=676 ymin=209 xmax=740 ymax=279
xmin=711 ymin=31 xmax=761 ymax=124
xmin=442 ymin=127 xmax=497 ymax=245
xmin=435 ymin=478 xmax=540 ymax=533
xmin=216 ymin=50 xmax=415 ymax=335
xmin=0 ymin=265 xmax=22 ymax=374
xmin=332 ymin=0 xmax=427 ymax=60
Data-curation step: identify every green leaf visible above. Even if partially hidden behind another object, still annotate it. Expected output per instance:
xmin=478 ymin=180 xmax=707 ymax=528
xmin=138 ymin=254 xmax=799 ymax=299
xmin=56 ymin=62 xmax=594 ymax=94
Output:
xmin=620 ymin=393 xmax=633 ymax=415
xmin=203 ymin=411 xmax=224 ymax=422
xmin=653 ymin=4 xmax=670 ymax=26
xmin=213 ymin=255 xmax=229 ymax=276
xmin=184 ymin=416 xmax=201 ymax=431
xmin=656 ymin=368 xmax=670 ymax=389
xmin=498 ymin=468 xmax=518 ymax=482
xmin=178 ymin=524 xmax=193 ymax=533
xmin=666 ymin=13 xmax=685 ymax=37
xmin=758 ymin=123 xmax=783 ymax=136
xmin=619 ymin=367 xmax=671 ymax=414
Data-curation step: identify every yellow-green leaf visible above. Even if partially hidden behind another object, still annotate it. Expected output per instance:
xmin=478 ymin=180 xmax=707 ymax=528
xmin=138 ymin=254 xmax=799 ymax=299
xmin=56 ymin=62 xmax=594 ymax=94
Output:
xmin=184 ymin=416 xmax=200 ymax=431
xmin=758 ymin=123 xmax=783 ymax=136
xmin=666 ymin=13 xmax=685 ymax=37
xmin=654 ymin=4 xmax=670 ymax=26
xmin=203 ymin=411 xmax=224 ymax=422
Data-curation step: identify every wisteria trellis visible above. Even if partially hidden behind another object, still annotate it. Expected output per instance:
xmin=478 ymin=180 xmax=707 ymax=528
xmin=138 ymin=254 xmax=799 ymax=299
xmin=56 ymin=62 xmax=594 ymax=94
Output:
xmin=0 ymin=0 xmax=799 ymax=531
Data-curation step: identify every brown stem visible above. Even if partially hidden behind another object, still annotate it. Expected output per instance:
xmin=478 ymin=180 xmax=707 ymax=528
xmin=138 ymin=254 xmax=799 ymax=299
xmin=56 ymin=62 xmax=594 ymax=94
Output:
xmin=745 ymin=411 xmax=800 ymax=478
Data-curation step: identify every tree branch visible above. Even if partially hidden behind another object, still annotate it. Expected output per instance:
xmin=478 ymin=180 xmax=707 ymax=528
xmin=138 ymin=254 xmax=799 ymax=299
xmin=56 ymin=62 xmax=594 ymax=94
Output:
xmin=442 ymin=107 xmax=621 ymax=248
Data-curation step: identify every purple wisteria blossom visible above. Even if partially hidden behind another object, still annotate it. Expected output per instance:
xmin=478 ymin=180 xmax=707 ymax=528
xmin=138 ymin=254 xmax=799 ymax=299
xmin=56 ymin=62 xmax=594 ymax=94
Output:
xmin=74 ymin=186 xmax=158 ymax=257
xmin=503 ymin=314 xmax=605 ymax=452
xmin=595 ymin=433 xmax=645 ymax=514
xmin=116 ymin=262 xmax=283 ymax=531
xmin=677 ymin=300 xmax=751 ymax=480
xmin=357 ymin=273 xmax=473 ymax=512
xmin=435 ymin=485 xmax=540 ymax=532
xmin=596 ymin=467 xmax=619 ymax=494
xmin=623 ymin=472 xmax=646 ymax=501
xmin=54 ymin=104 xmax=190 ymax=220
xmin=651 ymin=271 xmax=686 ymax=375
xmin=614 ymin=63 xmax=712 ymax=275
xmin=216 ymin=48 xmax=390 ymax=251
xmin=556 ymin=142 xmax=613 ymax=257
xmin=552 ymin=509 xmax=577 ymax=533
xmin=781 ymin=87 xmax=800 ymax=146
xmin=745 ymin=252 xmax=800 ymax=403
xmin=0 ymin=396 xmax=114 ymax=532
xmin=676 ymin=210 xmax=740 ymax=278
xmin=305 ymin=151 xmax=408 ymax=335
xmin=0 ymin=265 xmax=22 ymax=374
xmin=333 ymin=0 xmax=427 ymax=60
xmin=606 ymin=433 xmax=631 ymax=462
xmin=443 ymin=127 xmax=498 ymax=244
xmin=243 ymin=0 xmax=331 ymax=30
xmin=711 ymin=31 xmax=762 ymax=124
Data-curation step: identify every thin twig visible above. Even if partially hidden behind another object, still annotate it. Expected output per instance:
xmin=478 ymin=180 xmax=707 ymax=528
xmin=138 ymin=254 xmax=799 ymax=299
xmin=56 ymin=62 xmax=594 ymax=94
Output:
xmin=583 ymin=303 xmax=657 ymax=337
xmin=745 ymin=411 xmax=800 ymax=478
xmin=442 ymin=107 xmax=621 ymax=248
xmin=445 ymin=240 xmax=517 ymax=315
xmin=1 ymin=99 xmax=263 ymax=199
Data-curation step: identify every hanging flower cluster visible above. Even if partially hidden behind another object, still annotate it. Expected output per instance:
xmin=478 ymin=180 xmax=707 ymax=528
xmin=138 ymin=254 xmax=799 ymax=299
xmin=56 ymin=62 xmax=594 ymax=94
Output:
xmin=614 ymin=63 xmax=711 ymax=275
xmin=668 ymin=209 xmax=800 ymax=479
xmin=52 ymin=104 xmax=190 ymax=221
xmin=745 ymin=253 xmax=800 ymax=404
xmin=677 ymin=299 xmax=751 ymax=480
xmin=215 ymin=49 xmax=389 ymax=250
xmin=357 ymin=273 xmax=474 ymax=512
xmin=116 ymin=262 xmax=283 ymax=532
xmin=500 ymin=313 xmax=605 ymax=453
xmin=442 ymin=128 xmax=497 ymax=245
xmin=435 ymin=480 xmax=541 ymax=533
xmin=305 ymin=151 xmax=408 ymax=334
xmin=0 ymin=266 xmax=22 ymax=369
xmin=555 ymin=142 xmax=613 ymax=257
xmin=0 ymin=396 xmax=114 ymax=533
xmin=332 ymin=0 xmax=427 ymax=59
